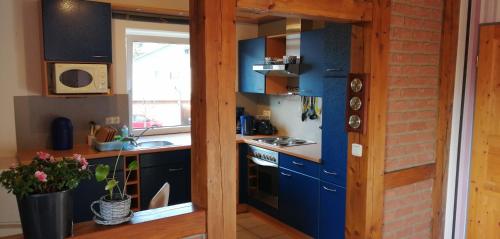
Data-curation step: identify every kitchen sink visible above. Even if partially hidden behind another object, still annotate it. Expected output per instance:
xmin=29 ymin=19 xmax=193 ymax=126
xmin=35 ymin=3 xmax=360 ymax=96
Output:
xmin=136 ymin=141 xmax=172 ymax=148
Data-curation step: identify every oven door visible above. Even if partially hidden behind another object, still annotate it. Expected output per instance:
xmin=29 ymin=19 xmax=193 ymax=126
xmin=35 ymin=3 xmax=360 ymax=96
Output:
xmin=247 ymin=156 xmax=279 ymax=209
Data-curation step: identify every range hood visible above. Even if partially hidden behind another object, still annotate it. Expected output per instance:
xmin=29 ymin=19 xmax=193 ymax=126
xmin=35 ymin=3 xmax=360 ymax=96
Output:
xmin=253 ymin=64 xmax=300 ymax=77
xmin=252 ymin=18 xmax=310 ymax=78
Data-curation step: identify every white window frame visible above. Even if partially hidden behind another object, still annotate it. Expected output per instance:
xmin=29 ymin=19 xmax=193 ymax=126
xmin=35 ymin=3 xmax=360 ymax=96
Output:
xmin=126 ymin=29 xmax=191 ymax=136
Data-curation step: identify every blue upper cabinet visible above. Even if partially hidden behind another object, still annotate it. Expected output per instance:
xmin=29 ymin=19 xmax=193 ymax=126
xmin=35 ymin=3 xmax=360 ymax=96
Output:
xmin=299 ymin=23 xmax=351 ymax=96
xmin=319 ymin=181 xmax=346 ymax=239
xmin=299 ymin=28 xmax=325 ymax=97
xmin=324 ymin=23 xmax=352 ymax=78
xmin=42 ymin=0 xmax=112 ymax=63
xmin=238 ymin=37 xmax=266 ymax=94
xmin=321 ymin=77 xmax=348 ymax=187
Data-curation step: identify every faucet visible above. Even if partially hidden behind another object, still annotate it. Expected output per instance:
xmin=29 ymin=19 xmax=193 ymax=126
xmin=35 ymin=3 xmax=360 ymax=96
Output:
xmin=128 ymin=126 xmax=156 ymax=146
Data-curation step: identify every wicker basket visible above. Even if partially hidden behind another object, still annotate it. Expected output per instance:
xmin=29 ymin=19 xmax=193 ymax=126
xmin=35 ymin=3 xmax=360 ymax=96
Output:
xmin=91 ymin=194 xmax=131 ymax=221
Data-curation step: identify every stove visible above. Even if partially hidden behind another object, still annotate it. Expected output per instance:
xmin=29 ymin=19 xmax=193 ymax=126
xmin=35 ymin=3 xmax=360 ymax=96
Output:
xmin=253 ymin=136 xmax=316 ymax=147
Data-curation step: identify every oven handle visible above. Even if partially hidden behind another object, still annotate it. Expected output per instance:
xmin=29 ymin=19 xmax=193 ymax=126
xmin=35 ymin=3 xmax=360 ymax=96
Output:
xmin=247 ymin=156 xmax=278 ymax=168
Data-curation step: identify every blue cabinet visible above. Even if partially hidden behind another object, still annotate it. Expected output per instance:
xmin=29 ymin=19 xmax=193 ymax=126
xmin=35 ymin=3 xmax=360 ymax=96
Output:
xmin=321 ymin=77 xmax=348 ymax=187
xmin=279 ymin=167 xmax=319 ymax=238
xmin=299 ymin=23 xmax=351 ymax=96
xmin=238 ymin=37 xmax=266 ymax=94
xmin=319 ymin=182 xmax=346 ymax=239
xmin=279 ymin=153 xmax=319 ymax=179
xmin=140 ymin=150 xmax=191 ymax=209
xmin=324 ymin=23 xmax=352 ymax=78
xmin=73 ymin=156 xmax=124 ymax=223
xmin=300 ymin=29 xmax=326 ymax=96
xmin=42 ymin=0 xmax=112 ymax=63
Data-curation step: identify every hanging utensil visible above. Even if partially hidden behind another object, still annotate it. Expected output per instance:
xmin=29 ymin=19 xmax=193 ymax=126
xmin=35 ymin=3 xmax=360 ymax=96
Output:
xmin=309 ymin=97 xmax=318 ymax=120
xmin=301 ymin=96 xmax=308 ymax=121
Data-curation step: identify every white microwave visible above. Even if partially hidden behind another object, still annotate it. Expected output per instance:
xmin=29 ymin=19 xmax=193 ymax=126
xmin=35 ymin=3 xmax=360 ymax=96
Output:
xmin=53 ymin=63 xmax=109 ymax=94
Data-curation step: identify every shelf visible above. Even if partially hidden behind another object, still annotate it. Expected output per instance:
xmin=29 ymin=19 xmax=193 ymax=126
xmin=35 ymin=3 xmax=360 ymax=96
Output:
xmin=126 ymin=180 xmax=139 ymax=185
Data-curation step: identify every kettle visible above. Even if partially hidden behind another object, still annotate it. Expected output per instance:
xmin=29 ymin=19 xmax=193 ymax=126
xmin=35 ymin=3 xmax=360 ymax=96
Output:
xmin=240 ymin=115 xmax=255 ymax=136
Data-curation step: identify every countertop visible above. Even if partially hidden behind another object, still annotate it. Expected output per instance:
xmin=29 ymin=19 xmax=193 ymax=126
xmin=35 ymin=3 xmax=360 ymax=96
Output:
xmin=17 ymin=133 xmax=321 ymax=164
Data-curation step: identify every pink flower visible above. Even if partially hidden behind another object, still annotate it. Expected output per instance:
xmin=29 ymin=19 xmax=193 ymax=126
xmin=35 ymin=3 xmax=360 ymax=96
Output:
xmin=73 ymin=154 xmax=88 ymax=170
xmin=34 ymin=171 xmax=47 ymax=182
xmin=36 ymin=152 xmax=51 ymax=161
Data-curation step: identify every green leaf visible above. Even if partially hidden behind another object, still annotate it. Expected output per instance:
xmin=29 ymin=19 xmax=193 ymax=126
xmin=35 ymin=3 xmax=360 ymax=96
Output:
xmin=95 ymin=165 xmax=110 ymax=182
xmin=128 ymin=160 xmax=138 ymax=171
xmin=105 ymin=179 xmax=118 ymax=191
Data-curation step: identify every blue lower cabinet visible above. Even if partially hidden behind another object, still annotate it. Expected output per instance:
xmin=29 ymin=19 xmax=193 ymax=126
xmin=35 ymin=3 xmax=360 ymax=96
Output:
xmin=73 ymin=157 xmax=124 ymax=223
xmin=319 ymin=181 xmax=346 ymax=239
xmin=279 ymin=168 xmax=319 ymax=238
xmin=140 ymin=150 xmax=191 ymax=209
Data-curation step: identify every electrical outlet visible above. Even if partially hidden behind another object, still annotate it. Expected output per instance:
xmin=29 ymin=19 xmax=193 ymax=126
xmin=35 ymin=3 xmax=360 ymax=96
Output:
xmin=105 ymin=117 xmax=114 ymax=125
xmin=263 ymin=110 xmax=271 ymax=118
xmin=113 ymin=116 xmax=121 ymax=125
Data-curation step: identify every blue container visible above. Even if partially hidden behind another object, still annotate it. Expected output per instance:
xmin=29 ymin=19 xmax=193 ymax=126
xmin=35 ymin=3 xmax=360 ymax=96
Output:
xmin=240 ymin=115 xmax=255 ymax=136
xmin=51 ymin=117 xmax=73 ymax=150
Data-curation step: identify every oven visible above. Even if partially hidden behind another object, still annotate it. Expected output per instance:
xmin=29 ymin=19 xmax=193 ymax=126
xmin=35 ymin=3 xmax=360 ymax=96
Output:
xmin=247 ymin=145 xmax=279 ymax=209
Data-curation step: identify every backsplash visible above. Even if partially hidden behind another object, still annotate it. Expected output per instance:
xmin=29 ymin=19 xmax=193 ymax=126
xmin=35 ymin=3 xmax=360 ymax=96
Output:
xmin=14 ymin=95 xmax=129 ymax=150
xmin=237 ymin=93 xmax=322 ymax=143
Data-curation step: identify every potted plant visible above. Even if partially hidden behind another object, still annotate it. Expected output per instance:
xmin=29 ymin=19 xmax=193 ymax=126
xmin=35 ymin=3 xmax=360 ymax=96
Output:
xmin=91 ymin=149 xmax=138 ymax=224
xmin=0 ymin=152 xmax=91 ymax=239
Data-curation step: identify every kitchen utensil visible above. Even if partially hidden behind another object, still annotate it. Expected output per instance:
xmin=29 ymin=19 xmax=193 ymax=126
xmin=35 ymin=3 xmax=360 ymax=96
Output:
xmin=301 ymin=96 xmax=308 ymax=121
xmin=254 ymin=120 xmax=275 ymax=135
xmin=309 ymin=97 xmax=318 ymax=120
xmin=283 ymin=56 xmax=298 ymax=64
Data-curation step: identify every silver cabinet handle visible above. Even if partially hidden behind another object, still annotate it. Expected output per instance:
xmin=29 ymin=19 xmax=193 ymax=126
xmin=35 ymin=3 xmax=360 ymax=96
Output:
xmin=92 ymin=55 xmax=108 ymax=58
xmin=323 ymin=169 xmax=337 ymax=175
xmin=168 ymin=168 xmax=184 ymax=172
xmin=326 ymin=68 xmax=343 ymax=72
xmin=280 ymin=172 xmax=292 ymax=177
xmin=322 ymin=186 xmax=337 ymax=192
xmin=292 ymin=161 xmax=304 ymax=166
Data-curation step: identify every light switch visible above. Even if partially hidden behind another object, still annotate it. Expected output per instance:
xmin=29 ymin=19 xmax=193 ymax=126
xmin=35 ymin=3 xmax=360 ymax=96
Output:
xmin=352 ymin=143 xmax=363 ymax=157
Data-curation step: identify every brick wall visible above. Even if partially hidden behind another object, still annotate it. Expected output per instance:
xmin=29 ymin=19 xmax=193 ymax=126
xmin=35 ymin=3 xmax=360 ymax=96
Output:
xmin=386 ymin=0 xmax=443 ymax=172
xmin=383 ymin=0 xmax=443 ymax=238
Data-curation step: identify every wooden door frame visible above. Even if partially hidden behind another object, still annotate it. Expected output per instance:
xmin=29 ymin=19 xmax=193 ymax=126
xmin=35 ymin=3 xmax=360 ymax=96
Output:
xmin=187 ymin=0 xmax=461 ymax=238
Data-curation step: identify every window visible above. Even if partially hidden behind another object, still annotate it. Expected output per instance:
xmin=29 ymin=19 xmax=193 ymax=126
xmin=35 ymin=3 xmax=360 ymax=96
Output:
xmin=126 ymin=29 xmax=191 ymax=135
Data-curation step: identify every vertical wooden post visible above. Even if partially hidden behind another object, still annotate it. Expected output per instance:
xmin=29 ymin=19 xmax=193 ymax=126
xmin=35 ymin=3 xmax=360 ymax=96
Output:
xmin=189 ymin=0 xmax=237 ymax=238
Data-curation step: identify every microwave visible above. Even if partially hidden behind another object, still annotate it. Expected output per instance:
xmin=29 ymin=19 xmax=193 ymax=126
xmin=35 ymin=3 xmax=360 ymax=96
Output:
xmin=53 ymin=63 xmax=109 ymax=94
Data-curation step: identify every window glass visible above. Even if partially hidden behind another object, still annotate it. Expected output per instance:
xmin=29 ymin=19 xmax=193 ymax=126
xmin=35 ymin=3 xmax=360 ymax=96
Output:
xmin=131 ymin=41 xmax=191 ymax=130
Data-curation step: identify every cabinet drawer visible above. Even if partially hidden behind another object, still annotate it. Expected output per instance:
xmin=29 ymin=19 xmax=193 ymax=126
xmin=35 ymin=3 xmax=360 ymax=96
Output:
xmin=140 ymin=150 xmax=190 ymax=168
xmin=279 ymin=153 xmax=319 ymax=178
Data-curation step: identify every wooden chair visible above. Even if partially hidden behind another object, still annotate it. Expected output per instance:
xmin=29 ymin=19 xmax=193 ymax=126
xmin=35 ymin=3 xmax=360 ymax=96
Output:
xmin=148 ymin=182 xmax=170 ymax=209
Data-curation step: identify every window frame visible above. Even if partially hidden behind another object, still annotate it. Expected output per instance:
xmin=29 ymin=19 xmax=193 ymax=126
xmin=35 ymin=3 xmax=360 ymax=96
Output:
xmin=126 ymin=31 xmax=191 ymax=136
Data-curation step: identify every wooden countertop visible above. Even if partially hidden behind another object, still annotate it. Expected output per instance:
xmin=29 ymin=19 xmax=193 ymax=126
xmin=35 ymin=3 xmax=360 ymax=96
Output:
xmin=17 ymin=133 xmax=321 ymax=164
xmin=236 ymin=135 xmax=321 ymax=163
xmin=17 ymin=133 xmax=192 ymax=164
xmin=0 ymin=203 xmax=206 ymax=239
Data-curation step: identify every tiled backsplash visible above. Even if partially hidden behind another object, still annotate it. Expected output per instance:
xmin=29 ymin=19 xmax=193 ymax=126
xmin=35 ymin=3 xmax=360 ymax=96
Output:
xmin=14 ymin=95 xmax=129 ymax=150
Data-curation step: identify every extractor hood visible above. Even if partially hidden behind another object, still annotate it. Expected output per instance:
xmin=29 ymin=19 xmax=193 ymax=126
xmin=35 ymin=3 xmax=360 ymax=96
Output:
xmin=252 ymin=18 xmax=320 ymax=78
xmin=252 ymin=64 xmax=300 ymax=77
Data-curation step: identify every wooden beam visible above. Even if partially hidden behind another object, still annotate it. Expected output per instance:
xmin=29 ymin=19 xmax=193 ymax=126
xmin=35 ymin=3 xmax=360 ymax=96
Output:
xmin=433 ymin=0 xmax=461 ymax=238
xmin=345 ymin=0 xmax=391 ymax=238
xmin=384 ymin=164 xmax=436 ymax=190
xmin=189 ymin=0 xmax=237 ymax=238
xmin=237 ymin=0 xmax=373 ymax=23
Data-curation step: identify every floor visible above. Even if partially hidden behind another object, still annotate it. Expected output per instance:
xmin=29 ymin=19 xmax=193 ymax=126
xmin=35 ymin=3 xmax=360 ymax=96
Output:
xmin=237 ymin=212 xmax=308 ymax=239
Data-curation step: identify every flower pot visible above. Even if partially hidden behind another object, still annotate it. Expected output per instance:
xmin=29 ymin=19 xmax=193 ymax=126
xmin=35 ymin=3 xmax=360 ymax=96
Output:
xmin=91 ymin=194 xmax=131 ymax=221
xmin=17 ymin=190 xmax=73 ymax=239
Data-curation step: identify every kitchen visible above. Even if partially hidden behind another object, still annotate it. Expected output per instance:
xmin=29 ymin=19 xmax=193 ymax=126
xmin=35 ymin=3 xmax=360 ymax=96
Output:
xmin=0 ymin=0 xmax=464 ymax=239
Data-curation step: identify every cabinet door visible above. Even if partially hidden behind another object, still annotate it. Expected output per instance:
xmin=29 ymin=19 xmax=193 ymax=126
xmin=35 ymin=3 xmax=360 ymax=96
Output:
xmin=42 ymin=0 xmax=112 ymax=62
xmin=239 ymin=144 xmax=248 ymax=204
xmin=319 ymin=182 xmax=346 ymax=239
xmin=140 ymin=150 xmax=191 ymax=209
xmin=238 ymin=37 xmax=266 ymax=93
xmin=324 ymin=23 xmax=351 ymax=77
xmin=279 ymin=168 xmax=319 ymax=237
xmin=73 ymin=157 xmax=124 ymax=223
xmin=299 ymin=29 xmax=325 ymax=97
xmin=321 ymin=77 xmax=348 ymax=187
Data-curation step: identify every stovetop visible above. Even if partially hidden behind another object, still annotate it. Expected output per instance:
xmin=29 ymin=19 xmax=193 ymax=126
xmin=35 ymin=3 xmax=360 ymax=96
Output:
xmin=253 ymin=136 xmax=316 ymax=147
